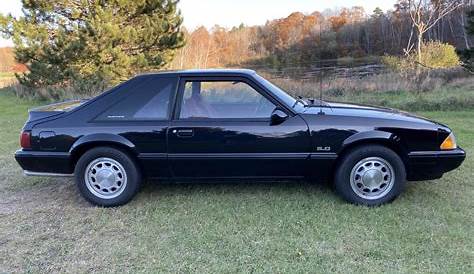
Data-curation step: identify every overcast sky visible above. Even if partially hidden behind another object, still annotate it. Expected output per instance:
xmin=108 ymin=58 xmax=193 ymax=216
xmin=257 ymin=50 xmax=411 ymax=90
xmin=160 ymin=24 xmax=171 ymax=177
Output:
xmin=0 ymin=0 xmax=397 ymax=47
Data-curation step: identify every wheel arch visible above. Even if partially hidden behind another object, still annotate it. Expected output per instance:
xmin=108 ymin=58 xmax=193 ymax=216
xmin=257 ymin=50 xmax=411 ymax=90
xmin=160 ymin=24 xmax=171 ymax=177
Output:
xmin=69 ymin=134 xmax=139 ymax=169
xmin=332 ymin=131 xmax=409 ymax=179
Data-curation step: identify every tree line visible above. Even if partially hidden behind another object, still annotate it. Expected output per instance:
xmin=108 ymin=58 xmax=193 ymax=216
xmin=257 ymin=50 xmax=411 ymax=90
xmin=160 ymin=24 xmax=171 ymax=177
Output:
xmin=169 ymin=0 xmax=474 ymax=69
xmin=0 ymin=0 xmax=473 ymax=91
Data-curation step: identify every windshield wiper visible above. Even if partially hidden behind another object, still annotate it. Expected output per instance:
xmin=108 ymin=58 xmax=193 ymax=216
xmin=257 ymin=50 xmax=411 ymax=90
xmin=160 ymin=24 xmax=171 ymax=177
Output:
xmin=292 ymin=96 xmax=307 ymax=108
xmin=306 ymin=98 xmax=329 ymax=107
xmin=293 ymin=96 xmax=330 ymax=108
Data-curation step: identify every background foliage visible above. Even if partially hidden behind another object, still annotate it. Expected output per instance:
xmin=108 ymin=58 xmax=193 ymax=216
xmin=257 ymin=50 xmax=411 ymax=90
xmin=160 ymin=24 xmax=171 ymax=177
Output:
xmin=383 ymin=42 xmax=460 ymax=71
xmin=0 ymin=0 xmax=185 ymax=88
xmin=169 ymin=1 xmax=473 ymax=70
xmin=0 ymin=1 xmax=472 ymax=103
xmin=460 ymin=8 xmax=474 ymax=72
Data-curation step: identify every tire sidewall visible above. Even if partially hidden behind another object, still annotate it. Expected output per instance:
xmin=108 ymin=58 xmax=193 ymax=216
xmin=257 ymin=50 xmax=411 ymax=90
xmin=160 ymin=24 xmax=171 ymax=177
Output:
xmin=75 ymin=147 xmax=141 ymax=207
xmin=334 ymin=145 xmax=406 ymax=206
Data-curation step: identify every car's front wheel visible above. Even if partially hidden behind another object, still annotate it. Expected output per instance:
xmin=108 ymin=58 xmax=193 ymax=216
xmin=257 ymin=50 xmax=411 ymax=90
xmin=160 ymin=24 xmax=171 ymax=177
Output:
xmin=75 ymin=147 xmax=141 ymax=207
xmin=334 ymin=145 xmax=406 ymax=206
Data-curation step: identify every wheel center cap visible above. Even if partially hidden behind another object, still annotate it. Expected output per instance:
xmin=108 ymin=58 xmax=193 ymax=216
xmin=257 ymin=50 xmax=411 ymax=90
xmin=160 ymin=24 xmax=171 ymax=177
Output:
xmin=97 ymin=169 xmax=115 ymax=187
xmin=362 ymin=169 xmax=383 ymax=188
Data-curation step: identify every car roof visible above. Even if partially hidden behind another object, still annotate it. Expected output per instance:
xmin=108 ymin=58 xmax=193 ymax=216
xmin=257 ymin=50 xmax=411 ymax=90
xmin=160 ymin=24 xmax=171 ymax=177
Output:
xmin=137 ymin=69 xmax=257 ymax=77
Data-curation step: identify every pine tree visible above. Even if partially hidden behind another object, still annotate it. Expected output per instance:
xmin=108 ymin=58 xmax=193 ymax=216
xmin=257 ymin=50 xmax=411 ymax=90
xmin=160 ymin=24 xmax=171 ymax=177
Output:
xmin=0 ymin=0 xmax=185 ymax=87
xmin=460 ymin=9 xmax=474 ymax=72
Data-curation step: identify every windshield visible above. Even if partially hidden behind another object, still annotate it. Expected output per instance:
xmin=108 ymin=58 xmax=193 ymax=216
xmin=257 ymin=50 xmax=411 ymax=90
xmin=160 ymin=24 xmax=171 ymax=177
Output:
xmin=254 ymin=74 xmax=305 ymax=111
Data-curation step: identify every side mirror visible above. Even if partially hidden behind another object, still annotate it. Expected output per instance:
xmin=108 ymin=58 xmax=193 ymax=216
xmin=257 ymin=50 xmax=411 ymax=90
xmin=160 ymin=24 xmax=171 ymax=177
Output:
xmin=270 ymin=108 xmax=289 ymax=125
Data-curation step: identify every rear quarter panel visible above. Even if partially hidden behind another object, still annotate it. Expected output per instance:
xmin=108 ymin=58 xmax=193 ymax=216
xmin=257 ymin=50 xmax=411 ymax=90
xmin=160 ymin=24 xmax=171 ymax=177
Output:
xmin=25 ymin=75 xmax=177 ymax=177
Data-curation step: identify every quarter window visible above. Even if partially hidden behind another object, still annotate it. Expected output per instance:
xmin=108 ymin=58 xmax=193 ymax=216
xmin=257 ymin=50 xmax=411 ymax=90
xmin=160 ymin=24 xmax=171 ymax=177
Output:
xmin=179 ymin=81 xmax=276 ymax=119
xmin=97 ymin=77 xmax=174 ymax=121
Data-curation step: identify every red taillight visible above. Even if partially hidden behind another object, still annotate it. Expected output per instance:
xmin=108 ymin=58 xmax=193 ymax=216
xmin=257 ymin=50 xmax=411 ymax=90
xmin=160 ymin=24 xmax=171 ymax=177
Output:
xmin=20 ymin=131 xmax=31 ymax=149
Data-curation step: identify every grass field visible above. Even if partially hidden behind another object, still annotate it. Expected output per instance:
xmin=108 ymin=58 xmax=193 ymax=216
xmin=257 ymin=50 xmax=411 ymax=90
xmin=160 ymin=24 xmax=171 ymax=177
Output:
xmin=271 ymin=73 xmax=474 ymax=111
xmin=0 ymin=91 xmax=472 ymax=273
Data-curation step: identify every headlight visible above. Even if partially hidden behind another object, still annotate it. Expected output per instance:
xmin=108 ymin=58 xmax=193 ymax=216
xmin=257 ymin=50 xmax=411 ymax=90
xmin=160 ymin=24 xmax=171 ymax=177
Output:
xmin=440 ymin=132 xmax=457 ymax=150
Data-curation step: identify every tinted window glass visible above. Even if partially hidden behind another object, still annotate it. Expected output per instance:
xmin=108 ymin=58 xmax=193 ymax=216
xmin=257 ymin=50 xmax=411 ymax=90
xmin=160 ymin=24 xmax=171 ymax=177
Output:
xmin=254 ymin=74 xmax=297 ymax=109
xmin=180 ymin=81 xmax=275 ymax=119
xmin=98 ymin=77 xmax=174 ymax=121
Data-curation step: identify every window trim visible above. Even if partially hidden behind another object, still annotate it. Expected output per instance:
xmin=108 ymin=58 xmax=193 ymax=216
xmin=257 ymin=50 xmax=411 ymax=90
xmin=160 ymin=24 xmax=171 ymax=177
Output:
xmin=173 ymin=76 xmax=288 ymax=121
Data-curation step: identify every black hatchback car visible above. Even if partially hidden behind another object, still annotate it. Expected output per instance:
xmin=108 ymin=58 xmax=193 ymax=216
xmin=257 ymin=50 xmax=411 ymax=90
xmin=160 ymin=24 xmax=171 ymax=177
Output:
xmin=15 ymin=69 xmax=465 ymax=206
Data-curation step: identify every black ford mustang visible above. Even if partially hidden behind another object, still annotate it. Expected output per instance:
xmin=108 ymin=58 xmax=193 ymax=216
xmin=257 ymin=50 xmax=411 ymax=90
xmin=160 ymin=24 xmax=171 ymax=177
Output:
xmin=15 ymin=69 xmax=465 ymax=206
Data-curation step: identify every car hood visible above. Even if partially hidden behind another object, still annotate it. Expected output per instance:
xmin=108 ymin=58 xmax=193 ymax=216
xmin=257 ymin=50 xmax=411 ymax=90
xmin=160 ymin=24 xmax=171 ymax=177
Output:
xmin=301 ymin=101 xmax=449 ymax=129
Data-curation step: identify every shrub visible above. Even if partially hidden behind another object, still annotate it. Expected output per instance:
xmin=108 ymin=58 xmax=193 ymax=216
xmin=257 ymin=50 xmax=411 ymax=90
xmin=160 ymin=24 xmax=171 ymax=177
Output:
xmin=381 ymin=55 xmax=411 ymax=72
xmin=382 ymin=42 xmax=460 ymax=72
xmin=419 ymin=42 xmax=460 ymax=69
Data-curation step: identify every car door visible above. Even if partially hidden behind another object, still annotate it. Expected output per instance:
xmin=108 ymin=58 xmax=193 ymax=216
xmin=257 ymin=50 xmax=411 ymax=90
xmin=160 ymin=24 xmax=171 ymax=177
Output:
xmin=167 ymin=76 xmax=312 ymax=179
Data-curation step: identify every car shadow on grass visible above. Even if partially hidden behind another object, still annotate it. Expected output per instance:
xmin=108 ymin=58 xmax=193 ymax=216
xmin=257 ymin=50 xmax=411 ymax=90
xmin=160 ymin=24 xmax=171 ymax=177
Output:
xmin=130 ymin=179 xmax=347 ymax=208
xmin=3 ymin=175 xmax=333 ymax=204
xmin=5 ymin=174 xmax=443 ymax=209
xmin=141 ymin=179 xmax=329 ymax=195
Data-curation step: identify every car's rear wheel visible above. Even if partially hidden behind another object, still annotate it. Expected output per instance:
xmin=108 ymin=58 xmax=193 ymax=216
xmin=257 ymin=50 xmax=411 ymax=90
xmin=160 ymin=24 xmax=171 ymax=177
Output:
xmin=334 ymin=145 xmax=406 ymax=206
xmin=75 ymin=147 xmax=141 ymax=207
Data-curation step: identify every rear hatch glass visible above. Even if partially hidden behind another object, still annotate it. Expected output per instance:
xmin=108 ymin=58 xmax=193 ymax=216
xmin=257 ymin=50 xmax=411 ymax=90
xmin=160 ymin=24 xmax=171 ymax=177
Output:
xmin=31 ymin=99 xmax=88 ymax=112
xmin=27 ymin=99 xmax=89 ymax=122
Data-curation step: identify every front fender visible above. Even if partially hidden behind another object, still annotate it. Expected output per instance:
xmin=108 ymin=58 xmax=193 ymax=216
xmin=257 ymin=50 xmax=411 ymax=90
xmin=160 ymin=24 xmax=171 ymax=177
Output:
xmin=340 ymin=130 xmax=402 ymax=154
xmin=69 ymin=133 xmax=137 ymax=155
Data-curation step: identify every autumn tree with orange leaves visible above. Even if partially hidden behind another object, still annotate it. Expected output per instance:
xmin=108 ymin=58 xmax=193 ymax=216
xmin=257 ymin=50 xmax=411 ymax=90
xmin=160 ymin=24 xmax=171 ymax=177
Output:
xmin=169 ymin=2 xmax=472 ymax=70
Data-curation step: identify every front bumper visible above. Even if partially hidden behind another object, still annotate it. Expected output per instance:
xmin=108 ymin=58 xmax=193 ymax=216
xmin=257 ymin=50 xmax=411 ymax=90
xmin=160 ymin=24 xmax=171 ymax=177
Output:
xmin=15 ymin=149 xmax=74 ymax=175
xmin=406 ymin=148 xmax=466 ymax=181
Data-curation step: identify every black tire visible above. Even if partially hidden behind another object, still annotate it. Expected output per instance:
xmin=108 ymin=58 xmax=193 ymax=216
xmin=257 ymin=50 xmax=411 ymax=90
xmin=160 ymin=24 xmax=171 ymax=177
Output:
xmin=334 ymin=145 xmax=406 ymax=206
xmin=74 ymin=147 xmax=141 ymax=207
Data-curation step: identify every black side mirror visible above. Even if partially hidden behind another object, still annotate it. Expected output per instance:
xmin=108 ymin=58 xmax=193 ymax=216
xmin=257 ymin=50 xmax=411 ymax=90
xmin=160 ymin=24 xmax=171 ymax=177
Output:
xmin=270 ymin=108 xmax=289 ymax=125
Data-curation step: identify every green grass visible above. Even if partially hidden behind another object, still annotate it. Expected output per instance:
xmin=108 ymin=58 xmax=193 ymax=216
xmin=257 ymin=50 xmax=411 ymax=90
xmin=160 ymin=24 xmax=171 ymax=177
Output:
xmin=327 ymin=88 xmax=474 ymax=111
xmin=0 ymin=91 xmax=472 ymax=273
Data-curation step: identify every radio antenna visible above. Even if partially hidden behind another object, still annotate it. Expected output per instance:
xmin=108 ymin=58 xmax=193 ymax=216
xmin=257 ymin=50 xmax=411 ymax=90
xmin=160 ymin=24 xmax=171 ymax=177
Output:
xmin=318 ymin=22 xmax=324 ymax=115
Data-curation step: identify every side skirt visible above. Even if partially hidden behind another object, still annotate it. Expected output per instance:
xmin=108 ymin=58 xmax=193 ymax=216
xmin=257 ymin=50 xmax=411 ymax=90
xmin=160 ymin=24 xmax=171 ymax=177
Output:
xmin=24 ymin=170 xmax=74 ymax=177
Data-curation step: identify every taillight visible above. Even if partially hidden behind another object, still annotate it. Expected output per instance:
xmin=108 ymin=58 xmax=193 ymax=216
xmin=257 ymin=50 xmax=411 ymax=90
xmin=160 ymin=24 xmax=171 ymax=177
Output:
xmin=20 ymin=131 xmax=31 ymax=149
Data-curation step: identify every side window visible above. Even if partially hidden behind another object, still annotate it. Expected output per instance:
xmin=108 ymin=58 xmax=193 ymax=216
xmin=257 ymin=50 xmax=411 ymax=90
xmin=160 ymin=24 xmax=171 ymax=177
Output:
xmin=97 ymin=78 xmax=174 ymax=121
xmin=179 ymin=80 xmax=276 ymax=119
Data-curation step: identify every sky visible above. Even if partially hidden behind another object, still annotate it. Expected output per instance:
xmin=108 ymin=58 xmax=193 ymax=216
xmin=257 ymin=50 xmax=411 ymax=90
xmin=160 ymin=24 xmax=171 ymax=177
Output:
xmin=0 ymin=0 xmax=397 ymax=47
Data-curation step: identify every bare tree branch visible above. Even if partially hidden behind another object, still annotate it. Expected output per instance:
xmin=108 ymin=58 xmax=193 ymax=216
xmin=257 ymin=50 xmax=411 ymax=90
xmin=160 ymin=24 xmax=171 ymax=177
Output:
xmin=407 ymin=0 xmax=465 ymax=62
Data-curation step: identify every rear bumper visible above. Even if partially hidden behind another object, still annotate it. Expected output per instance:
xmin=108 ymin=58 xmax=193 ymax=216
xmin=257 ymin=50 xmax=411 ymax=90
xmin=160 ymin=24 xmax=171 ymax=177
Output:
xmin=406 ymin=148 xmax=466 ymax=181
xmin=15 ymin=150 xmax=74 ymax=175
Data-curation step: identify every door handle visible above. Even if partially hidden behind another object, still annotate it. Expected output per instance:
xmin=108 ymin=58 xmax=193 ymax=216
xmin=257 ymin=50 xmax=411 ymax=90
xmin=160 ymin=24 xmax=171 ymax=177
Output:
xmin=173 ymin=129 xmax=194 ymax=137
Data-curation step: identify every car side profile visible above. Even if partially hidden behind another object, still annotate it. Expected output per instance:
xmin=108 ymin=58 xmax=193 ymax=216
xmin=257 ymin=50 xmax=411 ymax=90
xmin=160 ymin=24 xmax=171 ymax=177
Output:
xmin=15 ymin=69 xmax=465 ymax=206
